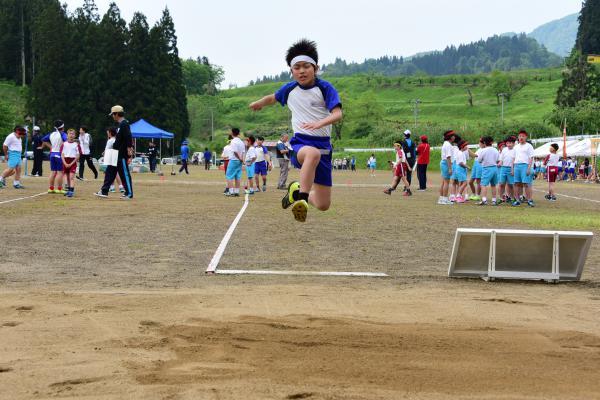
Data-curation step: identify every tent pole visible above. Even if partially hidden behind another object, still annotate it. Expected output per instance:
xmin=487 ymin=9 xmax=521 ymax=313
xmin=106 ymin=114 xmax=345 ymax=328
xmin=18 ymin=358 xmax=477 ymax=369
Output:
xmin=159 ymin=139 xmax=162 ymax=174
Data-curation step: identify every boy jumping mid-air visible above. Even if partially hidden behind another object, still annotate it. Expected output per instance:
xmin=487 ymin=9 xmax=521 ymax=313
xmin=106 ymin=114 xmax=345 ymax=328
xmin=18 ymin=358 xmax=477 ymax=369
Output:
xmin=249 ymin=39 xmax=343 ymax=222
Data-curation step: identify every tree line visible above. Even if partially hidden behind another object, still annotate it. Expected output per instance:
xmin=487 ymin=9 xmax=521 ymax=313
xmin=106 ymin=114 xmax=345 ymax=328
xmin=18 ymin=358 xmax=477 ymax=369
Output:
xmin=551 ymin=0 xmax=600 ymax=134
xmin=0 ymin=0 xmax=198 ymax=155
xmin=251 ymin=34 xmax=563 ymax=85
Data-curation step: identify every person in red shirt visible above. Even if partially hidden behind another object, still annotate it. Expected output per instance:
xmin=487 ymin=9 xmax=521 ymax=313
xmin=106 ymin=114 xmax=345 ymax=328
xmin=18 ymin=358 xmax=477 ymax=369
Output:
xmin=416 ymin=135 xmax=430 ymax=191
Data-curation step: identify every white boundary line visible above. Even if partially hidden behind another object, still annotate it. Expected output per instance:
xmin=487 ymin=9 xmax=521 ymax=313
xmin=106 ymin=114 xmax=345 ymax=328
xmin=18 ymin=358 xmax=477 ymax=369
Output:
xmin=205 ymin=193 xmax=250 ymax=273
xmin=216 ymin=269 xmax=389 ymax=277
xmin=533 ymin=189 xmax=600 ymax=204
xmin=0 ymin=192 xmax=47 ymax=205
xmin=204 ymin=191 xmax=390 ymax=278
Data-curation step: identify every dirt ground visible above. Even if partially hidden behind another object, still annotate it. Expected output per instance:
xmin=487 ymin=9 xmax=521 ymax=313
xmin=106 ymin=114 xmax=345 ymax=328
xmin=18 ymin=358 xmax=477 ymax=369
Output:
xmin=1 ymin=163 xmax=599 ymax=399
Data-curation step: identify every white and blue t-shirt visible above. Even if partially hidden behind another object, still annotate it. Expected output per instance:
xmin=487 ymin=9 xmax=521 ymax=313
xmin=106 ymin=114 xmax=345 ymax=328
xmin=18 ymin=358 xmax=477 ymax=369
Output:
xmin=274 ymin=78 xmax=342 ymax=137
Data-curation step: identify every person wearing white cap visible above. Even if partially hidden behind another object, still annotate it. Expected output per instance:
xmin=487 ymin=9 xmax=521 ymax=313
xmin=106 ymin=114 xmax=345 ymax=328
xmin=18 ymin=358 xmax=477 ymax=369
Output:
xmin=401 ymin=129 xmax=416 ymax=186
xmin=31 ymin=125 xmax=44 ymax=177
xmin=96 ymin=105 xmax=134 ymax=199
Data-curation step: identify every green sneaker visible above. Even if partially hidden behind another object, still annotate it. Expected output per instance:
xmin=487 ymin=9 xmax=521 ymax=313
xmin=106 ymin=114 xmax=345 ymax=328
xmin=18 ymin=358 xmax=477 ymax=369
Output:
xmin=282 ymin=181 xmax=300 ymax=209
xmin=291 ymin=199 xmax=308 ymax=222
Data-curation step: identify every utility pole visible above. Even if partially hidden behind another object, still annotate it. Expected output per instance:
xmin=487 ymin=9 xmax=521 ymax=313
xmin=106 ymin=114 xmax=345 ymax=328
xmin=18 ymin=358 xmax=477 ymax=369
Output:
xmin=209 ymin=108 xmax=214 ymax=142
xmin=498 ymin=93 xmax=507 ymax=125
xmin=413 ymin=99 xmax=421 ymax=129
xmin=20 ymin=2 xmax=26 ymax=87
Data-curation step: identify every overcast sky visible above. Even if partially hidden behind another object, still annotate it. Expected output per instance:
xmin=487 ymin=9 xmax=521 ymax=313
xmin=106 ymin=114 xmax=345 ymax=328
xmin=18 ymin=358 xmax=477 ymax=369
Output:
xmin=64 ymin=0 xmax=582 ymax=87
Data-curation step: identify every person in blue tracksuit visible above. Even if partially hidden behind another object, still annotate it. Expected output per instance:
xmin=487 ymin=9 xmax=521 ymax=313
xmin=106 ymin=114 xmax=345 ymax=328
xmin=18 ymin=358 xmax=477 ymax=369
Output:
xmin=179 ymin=140 xmax=189 ymax=174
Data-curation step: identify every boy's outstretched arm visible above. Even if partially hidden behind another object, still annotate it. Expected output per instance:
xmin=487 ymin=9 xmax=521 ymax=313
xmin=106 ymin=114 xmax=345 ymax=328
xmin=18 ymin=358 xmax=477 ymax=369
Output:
xmin=301 ymin=107 xmax=343 ymax=130
xmin=249 ymin=94 xmax=277 ymax=111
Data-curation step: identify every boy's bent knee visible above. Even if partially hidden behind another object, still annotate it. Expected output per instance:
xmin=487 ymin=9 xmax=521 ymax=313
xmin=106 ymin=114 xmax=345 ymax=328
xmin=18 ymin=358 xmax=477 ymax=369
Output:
xmin=314 ymin=201 xmax=330 ymax=211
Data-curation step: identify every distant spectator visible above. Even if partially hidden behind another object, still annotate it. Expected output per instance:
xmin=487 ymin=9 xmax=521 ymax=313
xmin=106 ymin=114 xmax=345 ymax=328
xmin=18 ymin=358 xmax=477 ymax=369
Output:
xmin=416 ymin=135 xmax=430 ymax=191
xmin=203 ymin=147 xmax=212 ymax=170
xmin=31 ymin=126 xmax=44 ymax=177
xmin=147 ymin=142 xmax=158 ymax=172
xmin=402 ymin=130 xmax=416 ymax=184
xmin=368 ymin=154 xmax=376 ymax=177
xmin=179 ymin=140 xmax=189 ymax=174
xmin=276 ymin=133 xmax=291 ymax=189
xmin=77 ymin=126 xmax=98 ymax=180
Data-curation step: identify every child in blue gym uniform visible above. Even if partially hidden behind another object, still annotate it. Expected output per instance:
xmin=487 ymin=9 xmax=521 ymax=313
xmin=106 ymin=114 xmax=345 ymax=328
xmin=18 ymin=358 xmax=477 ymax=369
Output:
xmin=468 ymin=139 xmax=484 ymax=201
xmin=497 ymin=136 xmax=516 ymax=204
xmin=454 ymin=140 xmax=469 ymax=203
xmin=438 ymin=130 xmax=458 ymax=205
xmin=249 ymin=39 xmax=343 ymax=222
xmin=478 ymin=136 xmax=500 ymax=206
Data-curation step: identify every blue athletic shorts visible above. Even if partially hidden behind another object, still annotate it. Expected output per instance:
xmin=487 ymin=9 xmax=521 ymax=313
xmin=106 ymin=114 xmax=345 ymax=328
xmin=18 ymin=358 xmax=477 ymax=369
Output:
xmin=498 ymin=166 xmax=514 ymax=185
xmin=567 ymin=168 xmax=575 ymax=175
xmin=290 ymin=133 xmax=332 ymax=187
xmin=514 ymin=163 xmax=532 ymax=184
xmin=481 ymin=166 xmax=498 ymax=186
xmin=226 ymin=159 xmax=243 ymax=181
xmin=440 ymin=160 xmax=452 ymax=180
xmin=7 ymin=150 xmax=21 ymax=169
xmin=455 ymin=165 xmax=467 ymax=182
xmin=245 ymin=163 xmax=255 ymax=179
xmin=450 ymin=161 xmax=458 ymax=181
xmin=50 ymin=152 xmax=63 ymax=172
xmin=471 ymin=160 xmax=482 ymax=180
xmin=254 ymin=161 xmax=267 ymax=176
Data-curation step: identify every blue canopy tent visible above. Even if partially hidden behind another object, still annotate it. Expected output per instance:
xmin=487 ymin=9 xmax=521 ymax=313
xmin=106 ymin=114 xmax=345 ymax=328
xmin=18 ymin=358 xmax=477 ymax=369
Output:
xmin=130 ymin=119 xmax=175 ymax=173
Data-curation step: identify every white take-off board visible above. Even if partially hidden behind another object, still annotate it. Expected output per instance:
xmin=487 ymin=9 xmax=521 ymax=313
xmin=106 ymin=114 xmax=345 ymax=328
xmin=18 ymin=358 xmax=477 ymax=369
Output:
xmin=448 ymin=228 xmax=593 ymax=282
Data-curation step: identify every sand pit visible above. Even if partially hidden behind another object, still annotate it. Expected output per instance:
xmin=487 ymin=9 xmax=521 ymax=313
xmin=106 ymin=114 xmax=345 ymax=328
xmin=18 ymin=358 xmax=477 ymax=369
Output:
xmin=1 ymin=166 xmax=599 ymax=399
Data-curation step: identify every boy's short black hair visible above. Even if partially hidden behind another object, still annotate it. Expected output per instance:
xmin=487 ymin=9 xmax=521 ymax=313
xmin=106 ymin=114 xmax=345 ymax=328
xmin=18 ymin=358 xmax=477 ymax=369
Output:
xmin=286 ymin=39 xmax=318 ymax=67
xmin=80 ymin=126 xmax=88 ymax=132
xmin=550 ymin=143 xmax=559 ymax=151
xmin=246 ymin=134 xmax=256 ymax=145
xmin=107 ymin=127 xmax=117 ymax=136
xmin=231 ymin=128 xmax=240 ymax=135
xmin=482 ymin=136 xmax=494 ymax=146
xmin=256 ymin=136 xmax=264 ymax=141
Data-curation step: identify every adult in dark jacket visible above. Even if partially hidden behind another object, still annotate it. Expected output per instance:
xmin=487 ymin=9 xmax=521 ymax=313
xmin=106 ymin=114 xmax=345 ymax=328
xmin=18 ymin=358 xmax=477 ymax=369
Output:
xmin=401 ymin=129 xmax=416 ymax=185
xmin=147 ymin=142 xmax=158 ymax=173
xmin=96 ymin=105 xmax=134 ymax=199
xmin=31 ymin=126 xmax=44 ymax=177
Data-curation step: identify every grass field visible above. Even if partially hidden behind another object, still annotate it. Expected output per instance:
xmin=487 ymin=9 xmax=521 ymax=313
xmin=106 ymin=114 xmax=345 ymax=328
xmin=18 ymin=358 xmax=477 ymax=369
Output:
xmin=1 ymin=163 xmax=599 ymax=399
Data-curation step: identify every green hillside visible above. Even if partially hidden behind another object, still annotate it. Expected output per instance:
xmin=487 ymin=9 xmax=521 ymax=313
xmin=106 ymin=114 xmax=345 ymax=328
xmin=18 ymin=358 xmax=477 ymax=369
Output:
xmin=1 ymin=68 xmax=564 ymax=156
xmin=528 ymin=14 xmax=578 ymax=57
xmin=0 ymin=81 xmax=26 ymax=134
xmin=190 ymin=68 xmax=564 ymax=149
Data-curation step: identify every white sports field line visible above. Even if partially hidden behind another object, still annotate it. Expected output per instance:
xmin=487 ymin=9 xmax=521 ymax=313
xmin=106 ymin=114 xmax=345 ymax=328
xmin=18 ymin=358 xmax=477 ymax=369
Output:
xmin=205 ymin=189 xmax=389 ymax=277
xmin=0 ymin=192 xmax=47 ymax=205
xmin=216 ymin=270 xmax=389 ymax=277
xmin=205 ymin=193 xmax=251 ymax=274
xmin=141 ymin=179 xmax=384 ymax=188
xmin=533 ymin=188 xmax=600 ymax=204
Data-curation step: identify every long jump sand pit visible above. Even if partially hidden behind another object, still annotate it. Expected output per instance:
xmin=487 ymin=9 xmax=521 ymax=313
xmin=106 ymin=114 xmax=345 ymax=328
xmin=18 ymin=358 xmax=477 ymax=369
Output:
xmin=1 ymin=166 xmax=600 ymax=399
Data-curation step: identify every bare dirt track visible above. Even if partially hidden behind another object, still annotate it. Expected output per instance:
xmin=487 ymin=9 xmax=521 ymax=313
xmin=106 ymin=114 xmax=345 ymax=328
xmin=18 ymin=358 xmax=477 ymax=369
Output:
xmin=1 ymin=164 xmax=600 ymax=399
